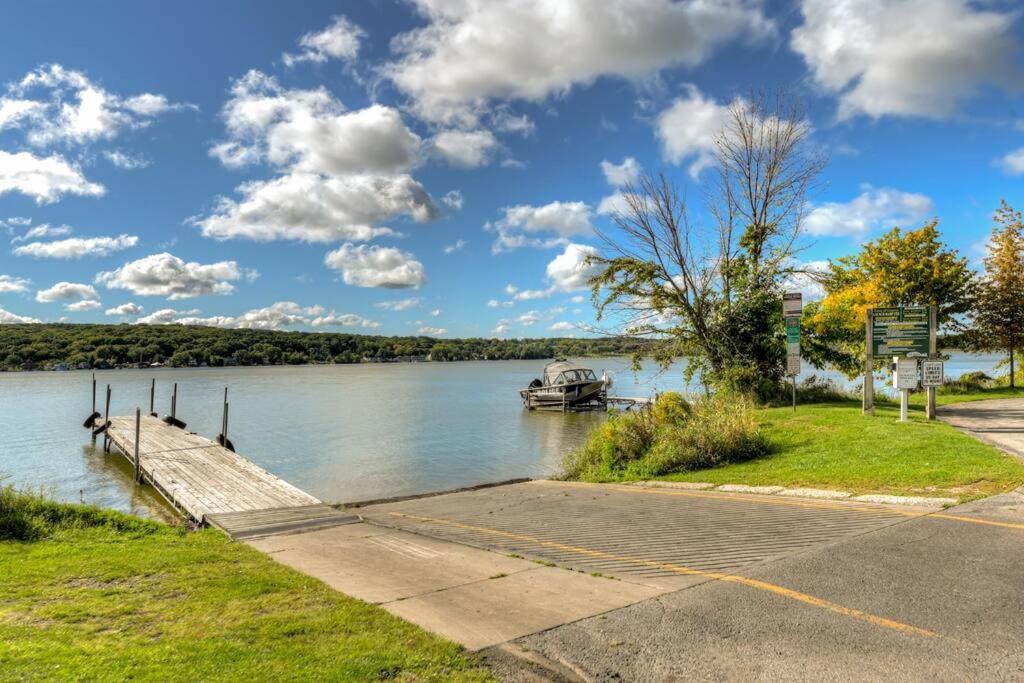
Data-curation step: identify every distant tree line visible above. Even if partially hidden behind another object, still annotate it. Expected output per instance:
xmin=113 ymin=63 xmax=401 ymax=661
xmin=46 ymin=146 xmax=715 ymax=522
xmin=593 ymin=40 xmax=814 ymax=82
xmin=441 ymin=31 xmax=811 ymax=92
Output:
xmin=0 ymin=324 xmax=653 ymax=371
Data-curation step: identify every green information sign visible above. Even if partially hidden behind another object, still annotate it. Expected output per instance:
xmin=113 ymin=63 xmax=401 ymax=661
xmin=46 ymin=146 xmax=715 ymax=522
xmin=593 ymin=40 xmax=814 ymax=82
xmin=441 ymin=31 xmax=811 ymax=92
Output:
xmin=785 ymin=316 xmax=801 ymax=356
xmin=871 ymin=306 xmax=931 ymax=356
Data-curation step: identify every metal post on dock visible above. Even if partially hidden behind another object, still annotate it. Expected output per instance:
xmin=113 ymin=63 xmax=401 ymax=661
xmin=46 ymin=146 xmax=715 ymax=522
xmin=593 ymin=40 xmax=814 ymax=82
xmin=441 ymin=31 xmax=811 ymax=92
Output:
xmin=149 ymin=378 xmax=156 ymax=416
xmin=103 ymin=385 xmax=112 ymax=453
xmin=92 ymin=373 xmax=96 ymax=414
xmin=133 ymin=408 xmax=141 ymax=483
xmin=171 ymin=383 xmax=177 ymax=419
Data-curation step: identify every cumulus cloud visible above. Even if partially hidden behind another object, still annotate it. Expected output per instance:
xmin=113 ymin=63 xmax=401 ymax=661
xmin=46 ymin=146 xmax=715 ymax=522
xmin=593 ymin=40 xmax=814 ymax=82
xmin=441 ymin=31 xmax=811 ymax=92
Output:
xmin=491 ymin=319 xmax=511 ymax=334
xmin=430 ymin=308 xmax=441 ymax=317
xmin=0 ymin=306 xmax=40 ymax=324
xmin=487 ymin=200 xmax=594 ymax=253
xmin=517 ymin=310 xmax=542 ymax=326
xmin=96 ymin=252 xmax=242 ymax=299
xmin=175 ymin=302 xmax=324 ymax=330
xmin=385 ymin=0 xmax=772 ymax=125
xmin=210 ymin=71 xmax=421 ymax=176
xmin=487 ymin=299 xmax=513 ymax=308
xmin=432 ymin=129 xmax=498 ymax=168
xmin=0 ymin=150 xmax=104 ymax=203
xmin=441 ymin=190 xmax=464 ymax=211
xmin=4 ymin=63 xmax=189 ymax=146
xmin=136 ymin=308 xmax=193 ymax=325
xmin=11 ymin=223 xmax=73 ymax=243
xmin=546 ymin=242 xmax=603 ymax=291
xmin=324 ymin=243 xmax=426 ymax=289
xmin=417 ymin=326 xmax=447 ymax=336
xmin=310 ymin=311 xmax=381 ymax=328
xmin=996 ymin=148 xmax=1024 ymax=176
xmin=0 ymin=275 xmax=30 ymax=293
xmin=791 ymin=0 xmax=1021 ymax=120
xmin=103 ymin=150 xmax=149 ymax=170
xmin=376 ymin=297 xmax=420 ymax=311
xmin=601 ymin=157 xmax=642 ymax=187
xmin=105 ymin=302 xmax=143 ymax=316
xmin=804 ymin=186 xmax=934 ymax=238
xmin=551 ymin=321 xmax=575 ymax=331
xmin=35 ymin=281 xmax=98 ymax=303
xmin=66 ymin=299 xmax=101 ymax=312
xmin=655 ymin=85 xmax=731 ymax=178
xmin=14 ymin=234 xmax=137 ymax=259
xmin=283 ymin=15 xmax=365 ymax=67
xmin=196 ymin=171 xmax=437 ymax=243
xmin=782 ymin=260 xmax=830 ymax=300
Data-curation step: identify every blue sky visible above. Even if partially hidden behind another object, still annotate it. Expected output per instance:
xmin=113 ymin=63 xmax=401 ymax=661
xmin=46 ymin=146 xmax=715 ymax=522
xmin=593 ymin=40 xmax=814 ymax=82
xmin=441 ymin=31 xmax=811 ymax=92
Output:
xmin=0 ymin=0 xmax=1021 ymax=337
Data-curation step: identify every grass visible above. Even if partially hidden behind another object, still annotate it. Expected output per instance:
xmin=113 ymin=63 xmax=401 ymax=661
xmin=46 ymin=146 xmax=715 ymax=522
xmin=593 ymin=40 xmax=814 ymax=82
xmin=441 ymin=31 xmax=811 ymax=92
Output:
xmin=0 ymin=488 xmax=491 ymax=682
xmin=653 ymin=397 xmax=1024 ymax=501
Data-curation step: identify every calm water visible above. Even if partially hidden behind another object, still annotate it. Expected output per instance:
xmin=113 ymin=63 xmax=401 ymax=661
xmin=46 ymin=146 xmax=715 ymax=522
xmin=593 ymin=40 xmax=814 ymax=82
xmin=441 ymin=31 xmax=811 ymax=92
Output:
xmin=0 ymin=353 xmax=1002 ymax=521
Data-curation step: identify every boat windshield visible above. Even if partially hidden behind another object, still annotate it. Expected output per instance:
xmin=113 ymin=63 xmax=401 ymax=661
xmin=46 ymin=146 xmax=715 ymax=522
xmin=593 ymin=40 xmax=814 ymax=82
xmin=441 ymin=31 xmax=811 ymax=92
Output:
xmin=552 ymin=369 xmax=597 ymax=384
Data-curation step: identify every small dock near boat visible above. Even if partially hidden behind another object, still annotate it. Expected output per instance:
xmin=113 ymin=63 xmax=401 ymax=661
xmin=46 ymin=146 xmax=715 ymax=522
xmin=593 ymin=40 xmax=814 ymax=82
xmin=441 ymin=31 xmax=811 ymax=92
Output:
xmin=85 ymin=378 xmax=356 ymax=539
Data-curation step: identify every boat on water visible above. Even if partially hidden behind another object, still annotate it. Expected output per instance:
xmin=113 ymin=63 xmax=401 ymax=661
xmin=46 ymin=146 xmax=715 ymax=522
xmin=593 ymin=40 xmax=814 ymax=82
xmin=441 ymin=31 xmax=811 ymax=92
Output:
xmin=520 ymin=359 xmax=610 ymax=410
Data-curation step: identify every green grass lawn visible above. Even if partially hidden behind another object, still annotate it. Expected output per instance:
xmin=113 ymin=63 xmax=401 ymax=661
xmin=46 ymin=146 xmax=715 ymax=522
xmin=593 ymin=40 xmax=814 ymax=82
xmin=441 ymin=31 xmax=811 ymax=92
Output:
xmin=654 ymin=396 xmax=1024 ymax=501
xmin=0 ymin=493 xmax=491 ymax=682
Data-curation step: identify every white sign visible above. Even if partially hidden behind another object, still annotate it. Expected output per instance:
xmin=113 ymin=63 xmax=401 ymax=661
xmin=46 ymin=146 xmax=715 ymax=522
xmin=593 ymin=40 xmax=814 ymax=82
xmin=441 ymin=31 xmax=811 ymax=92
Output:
xmin=786 ymin=355 xmax=800 ymax=376
xmin=921 ymin=360 xmax=944 ymax=387
xmin=783 ymin=292 xmax=803 ymax=317
xmin=894 ymin=357 xmax=919 ymax=390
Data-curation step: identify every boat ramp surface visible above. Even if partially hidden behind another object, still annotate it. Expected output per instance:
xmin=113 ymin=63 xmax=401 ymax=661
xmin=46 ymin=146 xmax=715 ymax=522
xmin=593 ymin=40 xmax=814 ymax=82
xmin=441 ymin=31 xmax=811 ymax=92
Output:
xmin=100 ymin=414 xmax=356 ymax=538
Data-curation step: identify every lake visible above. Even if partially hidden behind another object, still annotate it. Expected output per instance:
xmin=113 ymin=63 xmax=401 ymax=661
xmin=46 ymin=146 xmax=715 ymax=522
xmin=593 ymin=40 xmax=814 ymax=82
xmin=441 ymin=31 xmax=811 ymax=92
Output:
xmin=0 ymin=353 xmax=1004 ymax=521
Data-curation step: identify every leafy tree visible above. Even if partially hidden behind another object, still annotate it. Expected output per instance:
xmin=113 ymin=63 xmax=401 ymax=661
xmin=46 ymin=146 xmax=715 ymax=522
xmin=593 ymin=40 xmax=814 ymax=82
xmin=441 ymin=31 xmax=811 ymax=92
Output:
xmin=591 ymin=91 xmax=825 ymax=399
xmin=804 ymin=220 xmax=976 ymax=377
xmin=969 ymin=201 xmax=1024 ymax=386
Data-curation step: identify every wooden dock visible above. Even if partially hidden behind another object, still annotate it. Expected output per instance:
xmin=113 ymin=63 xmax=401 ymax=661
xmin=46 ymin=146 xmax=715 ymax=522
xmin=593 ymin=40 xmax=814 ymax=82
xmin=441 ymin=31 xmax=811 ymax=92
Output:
xmin=99 ymin=413 xmax=356 ymax=538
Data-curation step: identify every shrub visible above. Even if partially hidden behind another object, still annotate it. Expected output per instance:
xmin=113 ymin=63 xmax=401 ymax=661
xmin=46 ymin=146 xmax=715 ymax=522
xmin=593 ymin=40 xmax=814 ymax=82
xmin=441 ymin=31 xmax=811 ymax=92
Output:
xmin=562 ymin=393 xmax=769 ymax=481
xmin=0 ymin=485 xmax=162 ymax=542
xmin=939 ymin=371 xmax=994 ymax=394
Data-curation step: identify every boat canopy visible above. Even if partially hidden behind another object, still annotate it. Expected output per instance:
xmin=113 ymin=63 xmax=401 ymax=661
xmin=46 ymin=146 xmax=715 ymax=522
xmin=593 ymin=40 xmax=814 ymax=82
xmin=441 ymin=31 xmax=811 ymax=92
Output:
xmin=543 ymin=360 xmax=598 ymax=386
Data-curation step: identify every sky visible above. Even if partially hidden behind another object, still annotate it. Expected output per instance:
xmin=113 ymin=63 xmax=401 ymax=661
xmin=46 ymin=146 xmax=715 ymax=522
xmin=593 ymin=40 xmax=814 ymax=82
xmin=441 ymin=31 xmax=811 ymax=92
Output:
xmin=0 ymin=0 xmax=1021 ymax=338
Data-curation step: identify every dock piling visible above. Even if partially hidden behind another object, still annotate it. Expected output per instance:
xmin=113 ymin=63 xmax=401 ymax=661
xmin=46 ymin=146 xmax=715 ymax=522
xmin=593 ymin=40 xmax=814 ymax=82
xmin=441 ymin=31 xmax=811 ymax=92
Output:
xmin=103 ymin=385 xmax=112 ymax=452
xmin=133 ymin=408 xmax=141 ymax=483
xmin=149 ymin=378 xmax=155 ymax=416
xmin=172 ymin=383 xmax=177 ymax=420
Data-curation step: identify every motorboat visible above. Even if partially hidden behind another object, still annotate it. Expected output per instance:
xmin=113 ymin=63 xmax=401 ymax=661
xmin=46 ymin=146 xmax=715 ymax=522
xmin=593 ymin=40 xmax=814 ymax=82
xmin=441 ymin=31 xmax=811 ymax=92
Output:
xmin=520 ymin=359 xmax=609 ymax=410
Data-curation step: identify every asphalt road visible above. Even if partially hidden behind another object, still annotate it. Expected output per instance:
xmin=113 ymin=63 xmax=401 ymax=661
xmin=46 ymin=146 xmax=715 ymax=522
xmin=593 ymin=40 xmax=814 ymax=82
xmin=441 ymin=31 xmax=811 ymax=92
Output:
xmin=359 ymin=481 xmax=1024 ymax=681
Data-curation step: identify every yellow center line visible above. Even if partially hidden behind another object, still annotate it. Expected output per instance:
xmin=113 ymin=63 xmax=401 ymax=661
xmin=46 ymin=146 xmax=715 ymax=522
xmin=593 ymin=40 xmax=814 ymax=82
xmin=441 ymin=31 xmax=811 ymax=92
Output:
xmin=930 ymin=514 xmax=1024 ymax=530
xmin=388 ymin=511 xmax=938 ymax=639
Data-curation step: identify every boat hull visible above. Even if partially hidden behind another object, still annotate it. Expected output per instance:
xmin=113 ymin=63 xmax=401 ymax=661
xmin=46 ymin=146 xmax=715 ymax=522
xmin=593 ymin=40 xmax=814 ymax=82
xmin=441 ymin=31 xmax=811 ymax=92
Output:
xmin=521 ymin=380 xmax=606 ymax=408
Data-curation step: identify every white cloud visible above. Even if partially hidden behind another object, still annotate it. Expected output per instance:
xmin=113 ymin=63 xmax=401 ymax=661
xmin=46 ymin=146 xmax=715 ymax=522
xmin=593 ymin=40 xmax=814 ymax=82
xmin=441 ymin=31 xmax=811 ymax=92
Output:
xmin=35 ymin=281 xmax=97 ymax=303
xmin=136 ymin=308 xmax=195 ymax=325
xmin=791 ymin=0 xmax=1021 ymax=120
xmin=310 ymin=311 xmax=381 ymax=328
xmin=211 ymin=72 xmax=421 ymax=176
xmin=0 ymin=275 xmax=30 ymax=293
xmin=996 ymin=148 xmax=1024 ymax=176
xmin=386 ymin=0 xmax=772 ymax=125
xmin=518 ymin=310 xmax=542 ymax=326
xmin=14 ymin=234 xmax=137 ymax=259
xmin=105 ymin=302 xmax=143 ymax=316
xmin=551 ymin=321 xmax=575 ymax=331
xmin=782 ymin=260 xmax=830 ymax=300
xmin=0 ymin=307 xmax=40 ymax=324
xmin=176 ymin=302 xmax=322 ymax=330
xmin=601 ymin=157 xmax=641 ymax=187
xmin=283 ymin=15 xmax=365 ymax=67
xmin=493 ymin=110 xmax=535 ymax=136
xmin=441 ymin=190 xmax=464 ymax=210
xmin=11 ymin=223 xmax=72 ymax=243
xmin=196 ymin=171 xmax=436 ymax=243
xmin=500 ymin=158 xmax=526 ymax=170
xmin=444 ymin=238 xmax=467 ymax=254
xmin=487 ymin=299 xmax=514 ymax=308
xmin=570 ymin=295 xmax=585 ymax=303
xmin=804 ymin=187 xmax=934 ymax=237
xmin=430 ymin=308 xmax=441 ymax=317
xmin=546 ymin=242 xmax=603 ymax=291
xmin=66 ymin=299 xmax=101 ymax=312
xmin=432 ymin=129 xmax=498 ymax=168
xmin=514 ymin=288 xmax=553 ymax=301
xmin=0 ymin=150 xmax=104 ymax=203
xmin=376 ymin=297 xmax=421 ymax=311
xmin=488 ymin=200 xmax=594 ymax=253
xmin=655 ymin=85 xmax=731 ymax=178
xmin=324 ymin=243 xmax=426 ymax=289
xmin=96 ymin=252 xmax=242 ymax=299
xmin=491 ymin=319 xmax=511 ymax=334
xmin=103 ymin=150 xmax=150 ymax=170
xmin=7 ymin=63 xmax=189 ymax=146
xmin=417 ymin=326 xmax=447 ymax=336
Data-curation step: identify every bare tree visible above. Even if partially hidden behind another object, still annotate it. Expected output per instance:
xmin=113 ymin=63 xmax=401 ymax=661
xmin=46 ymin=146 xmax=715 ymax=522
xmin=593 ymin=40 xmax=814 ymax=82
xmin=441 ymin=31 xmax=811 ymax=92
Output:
xmin=590 ymin=91 xmax=825 ymax=397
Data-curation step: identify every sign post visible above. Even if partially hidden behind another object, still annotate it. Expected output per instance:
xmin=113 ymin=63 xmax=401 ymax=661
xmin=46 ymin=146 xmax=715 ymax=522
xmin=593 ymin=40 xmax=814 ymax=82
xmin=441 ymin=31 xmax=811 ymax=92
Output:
xmin=894 ymin=356 xmax=919 ymax=422
xmin=864 ymin=310 xmax=874 ymax=415
xmin=783 ymin=293 xmax=802 ymax=411
xmin=868 ymin=306 xmax=933 ymax=421
xmin=927 ymin=305 xmax=938 ymax=420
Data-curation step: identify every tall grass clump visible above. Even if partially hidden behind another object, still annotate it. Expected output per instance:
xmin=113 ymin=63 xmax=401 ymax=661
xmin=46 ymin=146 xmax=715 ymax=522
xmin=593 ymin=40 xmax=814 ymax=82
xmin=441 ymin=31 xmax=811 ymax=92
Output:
xmin=562 ymin=392 xmax=769 ymax=481
xmin=0 ymin=484 xmax=161 ymax=542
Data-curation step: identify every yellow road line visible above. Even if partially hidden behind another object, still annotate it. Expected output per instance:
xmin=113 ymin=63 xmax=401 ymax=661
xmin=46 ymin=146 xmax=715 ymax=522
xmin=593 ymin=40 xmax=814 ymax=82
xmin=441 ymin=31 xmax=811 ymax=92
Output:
xmin=388 ymin=511 xmax=938 ymax=639
xmin=931 ymin=514 xmax=1024 ymax=530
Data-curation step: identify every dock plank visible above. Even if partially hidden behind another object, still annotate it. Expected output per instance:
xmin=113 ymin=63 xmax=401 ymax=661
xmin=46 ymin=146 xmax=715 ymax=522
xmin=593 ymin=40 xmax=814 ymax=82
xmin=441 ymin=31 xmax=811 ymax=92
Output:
xmin=103 ymin=415 xmax=319 ymax=524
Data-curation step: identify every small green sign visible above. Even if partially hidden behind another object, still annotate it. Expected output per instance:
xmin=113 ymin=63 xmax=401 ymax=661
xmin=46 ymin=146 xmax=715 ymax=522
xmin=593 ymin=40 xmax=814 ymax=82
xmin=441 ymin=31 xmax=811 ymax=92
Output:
xmin=785 ymin=316 xmax=800 ymax=356
xmin=871 ymin=306 xmax=930 ymax=356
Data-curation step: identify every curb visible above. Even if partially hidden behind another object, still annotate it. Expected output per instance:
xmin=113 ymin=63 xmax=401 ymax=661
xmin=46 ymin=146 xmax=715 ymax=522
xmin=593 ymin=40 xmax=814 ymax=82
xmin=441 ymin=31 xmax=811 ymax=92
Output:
xmin=630 ymin=480 xmax=957 ymax=507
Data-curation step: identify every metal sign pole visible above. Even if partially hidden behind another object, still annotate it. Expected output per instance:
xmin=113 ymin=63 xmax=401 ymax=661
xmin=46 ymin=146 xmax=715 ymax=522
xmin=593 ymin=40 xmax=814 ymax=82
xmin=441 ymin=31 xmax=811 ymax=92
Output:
xmin=864 ymin=310 xmax=874 ymax=415
xmin=927 ymin=305 xmax=937 ymax=420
